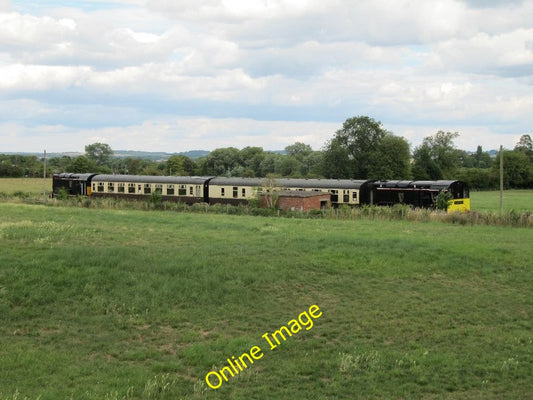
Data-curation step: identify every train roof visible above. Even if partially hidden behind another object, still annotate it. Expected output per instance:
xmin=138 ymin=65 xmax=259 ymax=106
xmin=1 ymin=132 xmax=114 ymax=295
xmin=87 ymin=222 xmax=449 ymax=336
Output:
xmin=411 ymin=180 xmax=465 ymax=190
xmin=277 ymin=178 xmax=371 ymax=189
xmin=208 ymin=177 xmax=372 ymax=189
xmin=208 ymin=177 xmax=264 ymax=186
xmin=54 ymin=173 xmax=95 ymax=180
xmin=91 ymin=174 xmax=213 ymax=184
xmin=373 ymin=180 xmax=467 ymax=190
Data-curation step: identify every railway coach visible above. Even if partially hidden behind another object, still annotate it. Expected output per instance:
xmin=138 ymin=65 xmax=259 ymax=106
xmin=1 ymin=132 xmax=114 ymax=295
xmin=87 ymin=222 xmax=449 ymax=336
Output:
xmin=52 ymin=173 xmax=470 ymax=211
xmin=207 ymin=177 xmax=373 ymax=207
xmin=53 ymin=173 xmax=97 ymax=196
xmin=370 ymin=180 xmax=470 ymax=212
xmin=54 ymin=173 xmax=214 ymax=204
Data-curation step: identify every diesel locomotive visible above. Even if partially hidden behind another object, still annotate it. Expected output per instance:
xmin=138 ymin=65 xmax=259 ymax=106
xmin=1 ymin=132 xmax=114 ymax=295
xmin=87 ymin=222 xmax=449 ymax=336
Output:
xmin=52 ymin=173 xmax=470 ymax=212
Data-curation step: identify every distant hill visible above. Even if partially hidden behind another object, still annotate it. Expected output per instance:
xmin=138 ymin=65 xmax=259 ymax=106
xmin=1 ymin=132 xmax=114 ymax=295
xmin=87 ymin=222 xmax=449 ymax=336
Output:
xmin=2 ymin=150 xmax=211 ymax=160
xmin=112 ymin=150 xmax=210 ymax=160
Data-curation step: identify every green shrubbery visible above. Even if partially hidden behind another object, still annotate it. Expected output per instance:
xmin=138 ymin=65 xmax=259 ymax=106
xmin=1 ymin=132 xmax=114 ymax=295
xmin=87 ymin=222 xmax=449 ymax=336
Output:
xmin=40 ymin=196 xmax=532 ymax=227
xmin=0 ymin=190 xmax=531 ymax=227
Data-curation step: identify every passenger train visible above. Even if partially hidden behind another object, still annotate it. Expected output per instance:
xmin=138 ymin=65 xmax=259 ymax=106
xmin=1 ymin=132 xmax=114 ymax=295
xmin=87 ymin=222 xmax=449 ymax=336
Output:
xmin=52 ymin=173 xmax=470 ymax=212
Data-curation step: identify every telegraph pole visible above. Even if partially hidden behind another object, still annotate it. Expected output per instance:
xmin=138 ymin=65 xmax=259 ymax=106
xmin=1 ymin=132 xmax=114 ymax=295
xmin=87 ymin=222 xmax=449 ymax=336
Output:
xmin=499 ymin=145 xmax=503 ymax=215
xmin=43 ymin=149 xmax=47 ymax=203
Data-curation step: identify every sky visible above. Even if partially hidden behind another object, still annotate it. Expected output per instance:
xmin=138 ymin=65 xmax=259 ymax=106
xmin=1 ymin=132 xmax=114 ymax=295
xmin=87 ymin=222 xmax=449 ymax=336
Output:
xmin=1 ymin=0 xmax=532 ymax=154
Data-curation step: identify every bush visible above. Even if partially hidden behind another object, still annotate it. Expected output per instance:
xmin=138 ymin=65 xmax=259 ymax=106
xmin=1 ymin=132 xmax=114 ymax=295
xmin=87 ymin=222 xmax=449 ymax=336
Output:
xmin=56 ymin=188 xmax=69 ymax=200
xmin=435 ymin=190 xmax=453 ymax=211
xmin=13 ymin=191 xmax=30 ymax=199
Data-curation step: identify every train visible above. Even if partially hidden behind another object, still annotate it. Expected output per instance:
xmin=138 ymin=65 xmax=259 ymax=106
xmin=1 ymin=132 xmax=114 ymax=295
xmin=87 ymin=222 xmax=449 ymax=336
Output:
xmin=52 ymin=173 xmax=470 ymax=212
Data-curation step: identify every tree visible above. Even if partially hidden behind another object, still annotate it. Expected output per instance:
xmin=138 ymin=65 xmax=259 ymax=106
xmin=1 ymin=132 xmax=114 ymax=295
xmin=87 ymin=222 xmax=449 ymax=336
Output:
xmin=515 ymin=134 xmax=533 ymax=161
xmin=368 ymin=135 xmax=411 ymax=179
xmin=412 ymin=143 xmax=442 ymax=180
xmin=239 ymin=147 xmax=265 ymax=177
xmin=259 ymin=153 xmax=284 ymax=176
xmin=261 ymin=174 xmax=279 ymax=208
xmin=68 ymin=156 xmax=97 ymax=173
xmin=473 ymin=145 xmax=493 ymax=168
xmin=412 ymin=131 xmax=460 ymax=179
xmin=322 ymin=137 xmax=350 ymax=178
xmin=279 ymin=156 xmax=300 ymax=177
xmin=285 ymin=142 xmax=312 ymax=161
xmin=303 ymin=151 xmax=324 ymax=178
xmin=322 ymin=116 xmax=388 ymax=179
xmin=166 ymin=155 xmax=195 ymax=176
xmin=494 ymin=150 xmax=533 ymax=188
xmin=49 ymin=156 xmax=72 ymax=174
xmin=124 ymin=158 xmax=144 ymax=175
xmin=85 ymin=143 xmax=113 ymax=166
xmin=204 ymin=147 xmax=241 ymax=176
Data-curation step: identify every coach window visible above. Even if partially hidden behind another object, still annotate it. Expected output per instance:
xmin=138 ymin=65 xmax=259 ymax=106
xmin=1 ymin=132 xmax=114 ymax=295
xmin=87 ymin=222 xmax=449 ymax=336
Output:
xmin=233 ymin=186 xmax=238 ymax=198
xmin=179 ymin=185 xmax=186 ymax=196
xmin=138 ymin=185 xmax=141 ymax=192
xmin=97 ymin=182 xmax=104 ymax=192
xmin=196 ymin=186 xmax=201 ymax=196
xmin=107 ymin=183 xmax=114 ymax=192
xmin=155 ymin=184 xmax=162 ymax=194
xmin=167 ymin=185 xmax=174 ymax=195
xmin=144 ymin=184 xmax=151 ymax=194
xmin=118 ymin=183 xmax=125 ymax=193
xmin=352 ymin=191 xmax=357 ymax=201
xmin=221 ymin=188 xmax=225 ymax=197
xmin=128 ymin=183 xmax=135 ymax=193
xmin=343 ymin=190 xmax=349 ymax=203
xmin=189 ymin=186 xmax=193 ymax=196
xmin=92 ymin=183 xmax=96 ymax=191
xmin=242 ymin=188 xmax=246 ymax=197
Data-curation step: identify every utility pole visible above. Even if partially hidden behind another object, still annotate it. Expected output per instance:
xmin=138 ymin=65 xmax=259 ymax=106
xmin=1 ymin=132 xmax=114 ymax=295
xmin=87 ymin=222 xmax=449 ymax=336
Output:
xmin=43 ymin=149 xmax=47 ymax=203
xmin=499 ymin=145 xmax=503 ymax=215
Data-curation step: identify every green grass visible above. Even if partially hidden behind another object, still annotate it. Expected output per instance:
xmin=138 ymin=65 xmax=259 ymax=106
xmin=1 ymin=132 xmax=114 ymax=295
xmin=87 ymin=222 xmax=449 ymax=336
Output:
xmin=0 ymin=203 xmax=531 ymax=399
xmin=471 ymin=190 xmax=533 ymax=212
xmin=0 ymin=178 xmax=52 ymax=196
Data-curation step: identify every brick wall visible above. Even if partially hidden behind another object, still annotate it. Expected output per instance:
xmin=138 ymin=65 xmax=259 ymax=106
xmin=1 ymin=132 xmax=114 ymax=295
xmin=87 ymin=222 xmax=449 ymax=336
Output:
xmin=275 ymin=193 xmax=331 ymax=211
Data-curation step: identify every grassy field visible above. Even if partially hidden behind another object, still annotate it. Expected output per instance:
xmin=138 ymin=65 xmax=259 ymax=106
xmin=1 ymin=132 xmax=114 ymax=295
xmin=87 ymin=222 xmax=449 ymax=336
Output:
xmin=0 ymin=203 xmax=531 ymax=399
xmin=0 ymin=178 xmax=52 ymax=195
xmin=470 ymin=190 xmax=532 ymax=212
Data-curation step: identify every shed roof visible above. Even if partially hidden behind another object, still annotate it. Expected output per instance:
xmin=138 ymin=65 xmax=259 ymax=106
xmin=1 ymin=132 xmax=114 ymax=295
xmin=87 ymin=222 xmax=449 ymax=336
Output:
xmin=275 ymin=190 xmax=332 ymax=198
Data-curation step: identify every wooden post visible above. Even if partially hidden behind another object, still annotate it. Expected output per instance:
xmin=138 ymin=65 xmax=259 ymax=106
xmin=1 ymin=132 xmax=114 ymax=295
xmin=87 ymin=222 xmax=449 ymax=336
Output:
xmin=499 ymin=145 xmax=503 ymax=215
xmin=43 ymin=149 xmax=47 ymax=203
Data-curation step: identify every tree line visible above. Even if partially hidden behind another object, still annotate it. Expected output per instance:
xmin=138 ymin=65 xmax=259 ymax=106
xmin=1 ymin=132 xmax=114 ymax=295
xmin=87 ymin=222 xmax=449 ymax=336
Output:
xmin=1 ymin=116 xmax=532 ymax=189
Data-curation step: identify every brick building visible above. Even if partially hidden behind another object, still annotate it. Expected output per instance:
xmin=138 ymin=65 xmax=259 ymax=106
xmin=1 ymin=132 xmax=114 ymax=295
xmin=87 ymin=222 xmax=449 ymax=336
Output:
xmin=263 ymin=190 xmax=331 ymax=211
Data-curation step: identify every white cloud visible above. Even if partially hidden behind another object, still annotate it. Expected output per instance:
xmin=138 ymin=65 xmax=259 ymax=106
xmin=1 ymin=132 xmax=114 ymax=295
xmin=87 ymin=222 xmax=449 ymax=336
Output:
xmin=430 ymin=29 xmax=533 ymax=76
xmin=1 ymin=0 xmax=532 ymax=154
xmin=0 ymin=64 xmax=91 ymax=89
xmin=0 ymin=12 xmax=76 ymax=51
xmin=0 ymin=0 xmax=10 ymax=12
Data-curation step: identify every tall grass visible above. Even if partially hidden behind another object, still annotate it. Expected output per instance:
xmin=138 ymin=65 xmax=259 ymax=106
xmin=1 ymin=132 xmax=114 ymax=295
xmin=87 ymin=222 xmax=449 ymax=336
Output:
xmin=1 ymin=193 xmax=531 ymax=227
